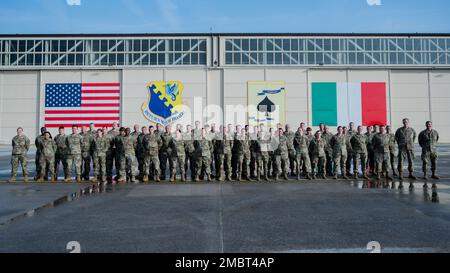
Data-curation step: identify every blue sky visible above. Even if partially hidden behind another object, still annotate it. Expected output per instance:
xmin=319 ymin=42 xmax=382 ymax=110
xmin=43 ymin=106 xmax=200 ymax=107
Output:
xmin=0 ymin=0 xmax=449 ymax=34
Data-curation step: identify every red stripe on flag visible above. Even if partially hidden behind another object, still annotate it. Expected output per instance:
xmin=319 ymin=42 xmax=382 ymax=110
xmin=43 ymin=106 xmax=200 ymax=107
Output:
xmin=361 ymin=82 xmax=387 ymax=126
xmin=45 ymin=123 xmax=119 ymax=128
xmin=82 ymin=90 xmax=120 ymax=94
xmin=81 ymin=83 xmax=120 ymax=87
xmin=81 ymin=103 xmax=120 ymax=107
xmin=82 ymin=96 xmax=120 ymax=101
xmin=45 ymin=110 xmax=120 ymax=114
xmin=45 ymin=117 xmax=120 ymax=121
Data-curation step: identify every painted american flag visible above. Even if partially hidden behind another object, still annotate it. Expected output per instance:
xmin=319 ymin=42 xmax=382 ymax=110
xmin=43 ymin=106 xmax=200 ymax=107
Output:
xmin=44 ymin=82 xmax=120 ymax=128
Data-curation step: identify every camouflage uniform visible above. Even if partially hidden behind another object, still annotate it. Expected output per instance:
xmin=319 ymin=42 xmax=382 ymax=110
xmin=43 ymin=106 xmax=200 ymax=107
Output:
xmin=373 ymin=133 xmax=391 ymax=177
xmin=350 ymin=134 xmax=368 ymax=177
xmin=122 ymin=135 xmax=139 ymax=180
xmin=10 ymin=134 xmax=30 ymax=181
xmin=214 ymin=132 xmax=234 ymax=181
xmin=194 ymin=137 xmax=213 ymax=180
xmin=345 ymin=130 xmax=356 ymax=174
xmin=143 ymin=133 xmax=162 ymax=181
xmin=394 ymin=127 xmax=417 ymax=177
xmin=274 ymin=134 xmax=290 ymax=180
xmin=114 ymin=133 xmax=125 ymax=180
xmin=38 ymin=138 xmax=57 ymax=181
xmin=159 ymin=132 xmax=173 ymax=180
xmin=80 ymin=132 xmax=93 ymax=180
xmin=92 ymin=135 xmax=108 ymax=179
xmin=169 ymin=137 xmax=186 ymax=181
xmin=257 ymin=132 xmax=272 ymax=180
xmin=66 ymin=133 xmax=83 ymax=181
xmin=209 ymin=130 xmax=218 ymax=177
xmin=183 ymin=131 xmax=196 ymax=180
xmin=106 ymin=129 xmax=119 ymax=179
xmin=418 ymin=129 xmax=439 ymax=176
xmin=330 ymin=134 xmax=349 ymax=178
xmin=54 ymin=134 xmax=68 ymax=180
xmin=34 ymin=134 xmax=45 ymax=179
xmin=284 ymin=130 xmax=296 ymax=175
xmin=387 ymin=132 xmax=397 ymax=175
xmin=293 ymin=132 xmax=311 ymax=179
xmin=234 ymin=133 xmax=252 ymax=181
xmin=249 ymin=132 xmax=259 ymax=178
xmin=309 ymin=138 xmax=327 ymax=178
xmin=322 ymin=132 xmax=334 ymax=176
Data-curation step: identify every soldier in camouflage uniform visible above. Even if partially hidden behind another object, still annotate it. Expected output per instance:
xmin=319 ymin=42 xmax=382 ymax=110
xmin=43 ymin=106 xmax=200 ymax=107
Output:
xmin=293 ymin=128 xmax=312 ymax=180
xmin=37 ymin=132 xmax=57 ymax=182
xmin=91 ymin=129 xmax=108 ymax=182
xmin=372 ymin=126 xmax=393 ymax=180
xmin=54 ymin=127 xmax=68 ymax=181
xmin=169 ymin=129 xmax=186 ymax=182
xmin=257 ymin=125 xmax=271 ymax=181
xmin=136 ymin=126 xmax=148 ymax=179
xmin=214 ymin=126 xmax=227 ymax=181
xmin=142 ymin=126 xmax=162 ymax=182
xmin=365 ymin=125 xmax=375 ymax=176
xmin=350 ymin=126 xmax=369 ymax=179
xmin=309 ymin=131 xmax=327 ymax=179
xmin=330 ymin=126 xmax=349 ymax=179
xmin=209 ymin=124 xmax=218 ymax=178
xmin=235 ymin=128 xmax=252 ymax=181
xmin=418 ymin=121 xmax=440 ymax=181
xmin=194 ymin=128 xmax=213 ymax=182
xmin=34 ymin=127 xmax=47 ymax=180
xmin=159 ymin=125 xmax=173 ymax=181
xmin=66 ymin=125 xmax=83 ymax=182
xmin=249 ymin=126 xmax=259 ymax=179
xmin=273 ymin=128 xmax=290 ymax=181
xmin=395 ymin=118 xmax=417 ymax=181
xmin=88 ymin=123 xmax=97 ymax=173
xmin=184 ymin=125 xmax=196 ymax=181
xmin=284 ymin=124 xmax=296 ymax=176
xmin=106 ymin=122 xmax=120 ymax=182
xmin=80 ymin=125 xmax=94 ymax=181
xmin=345 ymin=122 xmax=356 ymax=175
xmin=386 ymin=126 xmax=398 ymax=177
xmin=322 ymin=125 xmax=334 ymax=176
xmin=9 ymin=127 xmax=30 ymax=182
xmin=120 ymin=128 xmax=138 ymax=183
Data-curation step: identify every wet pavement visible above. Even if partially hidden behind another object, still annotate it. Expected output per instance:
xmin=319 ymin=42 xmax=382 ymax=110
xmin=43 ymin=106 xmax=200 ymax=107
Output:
xmin=0 ymin=145 xmax=449 ymax=253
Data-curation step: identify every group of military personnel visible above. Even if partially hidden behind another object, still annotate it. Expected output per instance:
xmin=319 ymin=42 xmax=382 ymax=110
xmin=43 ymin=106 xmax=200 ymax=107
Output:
xmin=9 ymin=118 xmax=440 ymax=184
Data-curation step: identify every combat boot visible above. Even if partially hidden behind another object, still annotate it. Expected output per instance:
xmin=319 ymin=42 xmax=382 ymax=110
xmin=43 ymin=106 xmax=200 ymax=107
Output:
xmin=333 ymin=174 xmax=338 ymax=180
xmin=354 ymin=172 xmax=359 ymax=179
xmin=409 ymin=182 xmax=415 ymax=190
xmin=237 ymin=174 xmax=242 ymax=181
xmin=226 ymin=174 xmax=233 ymax=181
xmin=321 ymin=173 xmax=327 ymax=180
xmin=423 ymin=182 xmax=429 ymax=189
xmin=8 ymin=176 xmax=16 ymax=183
xmin=376 ymin=172 xmax=381 ymax=180
xmin=312 ymin=174 xmax=316 ymax=180
xmin=385 ymin=172 xmax=392 ymax=181
xmin=362 ymin=172 xmax=369 ymax=180
xmin=63 ymin=176 xmax=71 ymax=182
xmin=155 ymin=175 xmax=161 ymax=182
xmin=423 ymin=171 xmax=428 ymax=180
xmin=170 ymin=174 xmax=175 ymax=182
xmin=142 ymin=175 xmax=149 ymax=182
xmin=283 ymin=173 xmax=289 ymax=180
xmin=24 ymin=176 xmax=29 ymax=183
xmin=194 ymin=176 xmax=200 ymax=182
xmin=431 ymin=171 xmax=440 ymax=180
xmin=207 ymin=174 xmax=212 ymax=182
xmin=398 ymin=172 xmax=404 ymax=181
xmin=342 ymin=172 xmax=348 ymax=180
xmin=274 ymin=174 xmax=279 ymax=181
xmin=51 ymin=176 xmax=56 ymax=183
xmin=181 ymin=172 xmax=186 ymax=182
xmin=37 ymin=176 xmax=44 ymax=182
xmin=408 ymin=172 xmax=417 ymax=180
xmin=297 ymin=173 xmax=301 ymax=181
xmin=392 ymin=169 xmax=398 ymax=177
xmin=130 ymin=176 xmax=136 ymax=183
xmin=91 ymin=177 xmax=98 ymax=182
xmin=76 ymin=176 xmax=82 ymax=183
xmin=101 ymin=176 xmax=107 ymax=182
xmin=306 ymin=173 xmax=312 ymax=180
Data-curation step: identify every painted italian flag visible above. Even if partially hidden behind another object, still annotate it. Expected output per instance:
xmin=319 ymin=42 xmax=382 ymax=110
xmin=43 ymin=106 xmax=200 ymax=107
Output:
xmin=312 ymin=82 xmax=387 ymax=126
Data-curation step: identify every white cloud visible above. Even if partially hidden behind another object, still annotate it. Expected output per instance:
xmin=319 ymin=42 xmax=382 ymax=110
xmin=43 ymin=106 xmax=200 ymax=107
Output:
xmin=66 ymin=0 xmax=81 ymax=6
xmin=367 ymin=0 xmax=382 ymax=6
